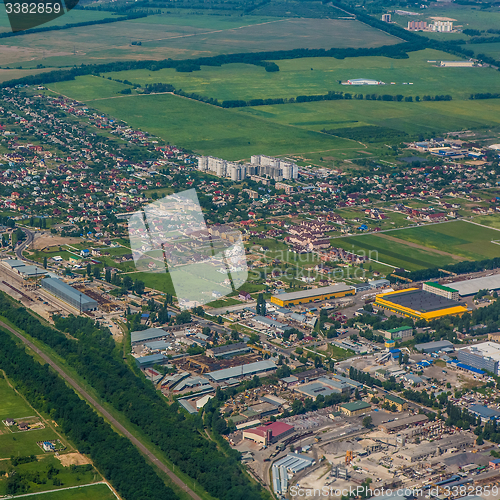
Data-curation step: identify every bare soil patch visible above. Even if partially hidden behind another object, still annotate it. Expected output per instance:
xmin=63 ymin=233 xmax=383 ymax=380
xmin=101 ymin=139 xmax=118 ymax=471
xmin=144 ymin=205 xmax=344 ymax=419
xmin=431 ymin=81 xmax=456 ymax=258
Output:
xmin=57 ymin=452 xmax=91 ymax=467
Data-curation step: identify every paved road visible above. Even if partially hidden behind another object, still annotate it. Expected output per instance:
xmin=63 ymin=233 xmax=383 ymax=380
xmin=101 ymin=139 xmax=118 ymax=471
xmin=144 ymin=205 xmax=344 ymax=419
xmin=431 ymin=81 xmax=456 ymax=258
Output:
xmin=0 ymin=319 xmax=203 ymax=500
xmin=15 ymin=227 xmax=35 ymax=263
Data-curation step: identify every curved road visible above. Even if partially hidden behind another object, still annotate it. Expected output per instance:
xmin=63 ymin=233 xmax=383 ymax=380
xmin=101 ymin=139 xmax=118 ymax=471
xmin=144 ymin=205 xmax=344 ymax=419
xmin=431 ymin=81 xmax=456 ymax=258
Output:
xmin=0 ymin=319 xmax=203 ymax=500
xmin=15 ymin=227 xmax=35 ymax=263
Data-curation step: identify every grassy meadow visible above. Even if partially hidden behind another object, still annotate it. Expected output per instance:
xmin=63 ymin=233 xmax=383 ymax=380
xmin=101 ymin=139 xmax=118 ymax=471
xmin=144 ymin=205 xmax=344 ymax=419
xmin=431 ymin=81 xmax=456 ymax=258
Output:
xmin=332 ymin=220 xmax=500 ymax=271
xmin=240 ymin=98 xmax=500 ymax=137
xmin=3 ymin=482 xmax=115 ymax=499
xmin=332 ymin=232 xmax=460 ymax=271
xmin=43 ymin=89 xmax=360 ymax=159
xmin=385 ymin=220 xmax=500 ymax=260
xmin=0 ymin=376 xmax=67 ymax=458
xmin=0 ymin=14 xmax=399 ymax=72
xmin=100 ymin=49 xmax=500 ymax=102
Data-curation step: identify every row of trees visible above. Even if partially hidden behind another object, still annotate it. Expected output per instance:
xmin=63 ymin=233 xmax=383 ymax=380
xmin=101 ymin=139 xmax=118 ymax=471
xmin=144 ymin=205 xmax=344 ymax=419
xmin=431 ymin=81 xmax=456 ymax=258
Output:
xmin=389 ymin=256 xmax=500 ymax=283
xmin=0 ymin=42 xmax=421 ymax=89
xmin=0 ymin=294 xmax=270 ymax=500
xmin=0 ymin=330 xmax=178 ymax=500
xmin=470 ymin=92 xmax=500 ymax=100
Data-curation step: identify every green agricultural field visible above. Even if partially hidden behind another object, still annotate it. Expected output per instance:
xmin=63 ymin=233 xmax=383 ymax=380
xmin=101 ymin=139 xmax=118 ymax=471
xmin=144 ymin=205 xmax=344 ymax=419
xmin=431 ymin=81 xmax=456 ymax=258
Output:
xmin=6 ymin=483 xmax=115 ymax=500
xmin=461 ymin=42 xmax=500 ymax=62
xmin=386 ymin=220 xmax=500 ymax=260
xmin=332 ymin=233 xmax=460 ymax=271
xmin=48 ymin=76 xmax=134 ymax=101
xmin=472 ymin=214 xmax=500 ymax=230
xmin=102 ymin=49 xmax=500 ymax=102
xmin=241 ymin=97 xmax=500 ymax=137
xmin=43 ymin=90 xmax=359 ymax=159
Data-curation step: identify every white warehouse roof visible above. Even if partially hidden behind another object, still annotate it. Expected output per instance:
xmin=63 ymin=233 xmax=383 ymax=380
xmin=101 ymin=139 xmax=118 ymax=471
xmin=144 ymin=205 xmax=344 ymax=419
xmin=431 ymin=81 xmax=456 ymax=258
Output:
xmin=448 ymin=275 xmax=500 ymax=296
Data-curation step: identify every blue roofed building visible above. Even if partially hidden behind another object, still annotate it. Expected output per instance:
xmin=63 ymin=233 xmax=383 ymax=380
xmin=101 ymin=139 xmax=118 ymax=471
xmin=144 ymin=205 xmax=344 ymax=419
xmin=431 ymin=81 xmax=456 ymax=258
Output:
xmin=469 ymin=404 xmax=500 ymax=422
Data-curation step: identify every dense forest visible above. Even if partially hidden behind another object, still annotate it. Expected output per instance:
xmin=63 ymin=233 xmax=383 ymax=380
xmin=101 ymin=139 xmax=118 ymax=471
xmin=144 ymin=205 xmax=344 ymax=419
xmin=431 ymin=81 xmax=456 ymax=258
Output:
xmin=0 ymin=293 xmax=270 ymax=500
xmin=0 ymin=329 xmax=178 ymax=500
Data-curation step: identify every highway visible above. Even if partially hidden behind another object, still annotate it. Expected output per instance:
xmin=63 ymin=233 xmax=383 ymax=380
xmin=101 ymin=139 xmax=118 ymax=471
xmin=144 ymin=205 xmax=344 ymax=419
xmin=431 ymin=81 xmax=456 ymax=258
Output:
xmin=0 ymin=318 xmax=203 ymax=500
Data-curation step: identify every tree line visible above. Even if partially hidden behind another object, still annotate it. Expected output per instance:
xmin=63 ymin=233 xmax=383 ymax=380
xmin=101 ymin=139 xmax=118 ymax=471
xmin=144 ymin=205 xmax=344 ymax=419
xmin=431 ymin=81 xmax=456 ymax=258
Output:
xmin=470 ymin=92 xmax=500 ymax=99
xmin=0 ymin=293 xmax=270 ymax=500
xmin=389 ymin=256 xmax=500 ymax=283
xmin=0 ymin=43 xmax=421 ymax=89
xmin=0 ymin=329 xmax=178 ymax=500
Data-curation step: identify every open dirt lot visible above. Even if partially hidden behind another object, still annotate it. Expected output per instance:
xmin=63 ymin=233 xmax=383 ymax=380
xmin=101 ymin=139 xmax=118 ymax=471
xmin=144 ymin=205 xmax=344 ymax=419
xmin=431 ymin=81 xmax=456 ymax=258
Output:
xmin=32 ymin=233 xmax=82 ymax=250
xmin=57 ymin=452 xmax=91 ymax=467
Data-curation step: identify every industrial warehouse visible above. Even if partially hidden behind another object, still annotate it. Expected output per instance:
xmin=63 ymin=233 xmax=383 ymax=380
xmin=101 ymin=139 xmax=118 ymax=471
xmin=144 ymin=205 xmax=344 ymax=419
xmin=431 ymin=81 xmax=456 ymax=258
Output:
xmin=40 ymin=277 xmax=98 ymax=312
xmin=270 ymin=284 xmax=354 ymax=307
xmin=374 ymin=288 xmax=468 ymax=320
xmin=444 ymin=274 xmax=500 ymax=297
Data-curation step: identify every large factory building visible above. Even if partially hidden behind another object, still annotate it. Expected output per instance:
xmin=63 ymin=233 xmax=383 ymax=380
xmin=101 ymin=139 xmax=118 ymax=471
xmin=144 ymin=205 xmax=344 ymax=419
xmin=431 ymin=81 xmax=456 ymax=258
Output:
xmin=41 ymin=278 xmax=98 ymax=312
xmin=270 ymin=284 xmax=354 ymax=307
xmin=374 ymin=288 xmax=468 ymax=321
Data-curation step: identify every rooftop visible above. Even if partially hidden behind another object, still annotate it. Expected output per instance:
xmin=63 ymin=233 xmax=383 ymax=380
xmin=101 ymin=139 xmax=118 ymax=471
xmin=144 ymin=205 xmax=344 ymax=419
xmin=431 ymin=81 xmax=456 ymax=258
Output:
xmin=206 ymin=359 xmax=276 ymax=382
xmin=424 ymin=281 xmax=457 ymax=293
xmin=209 ymin=342 xmax=249 ymax=354
xmin=41 ymin=278 xmax=97 ymax=307
xmin=384 ymin=394 xmax=406 ymax=405
xmin=469 ymin=404 xmax=500 ymax=419
xmin=448 ymin=275 xmax=500 ymax=296
xmin=131 ymin=327 xmax=167 ymax=344
xmin=135 ymin=353 xmax=167 ymax=365
xmin=415 ymin=340 xmax=454 ymax=351
xmin=271 ymin=284 xmax=353 ymax=302
xmin=341 ymin=401 xmax=371 ymax=411
xmin=387 ymin=326 xmax=413 ymax=333
xmin=381 ymin=289 xmax=462 ymax=313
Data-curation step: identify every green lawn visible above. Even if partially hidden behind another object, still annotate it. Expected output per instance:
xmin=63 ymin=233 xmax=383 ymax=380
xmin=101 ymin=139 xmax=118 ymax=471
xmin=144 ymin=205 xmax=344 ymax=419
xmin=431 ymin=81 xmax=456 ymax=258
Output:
xmin=3 ymin=483 xmax=115 ymax=500
xmin=0 ymin=375 xmax=34 ymax=421
xmin=0 ymin=456 xmax=102 ymax=496
xmin=0 ymin=428 xmax=64 ymax=458
xmin=101 ymin=49 xmax=500 ymax=102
